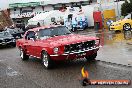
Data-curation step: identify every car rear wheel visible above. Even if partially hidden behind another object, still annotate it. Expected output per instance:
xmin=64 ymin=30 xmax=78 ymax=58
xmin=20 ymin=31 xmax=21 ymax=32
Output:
xmin=19 ymin=48 xmax=29 ymax=60
xmin=85 ymin=52 xmax=97 ymax=61
xmin=11 ymin=43 xmax=16 ymax=47
xmin=42 ymin=51 xmax=53 ymax=69
xmin=123 ymin=23 xmax=131 ymax=31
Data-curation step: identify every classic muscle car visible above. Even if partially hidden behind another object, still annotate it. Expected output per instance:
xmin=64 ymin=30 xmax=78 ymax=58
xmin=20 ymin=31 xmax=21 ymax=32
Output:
xmin=16 ymin=25 xmax=100 ymax=69
xmin=0 ymin=31 xmax=16 ymax=47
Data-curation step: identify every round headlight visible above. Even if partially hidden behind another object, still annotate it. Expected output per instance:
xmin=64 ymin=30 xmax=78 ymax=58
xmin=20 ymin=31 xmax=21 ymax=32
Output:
xmin=54 ymin=47 xmax=59 ymax=54
xmin=95 ymin=39 xmax=100 ymax=45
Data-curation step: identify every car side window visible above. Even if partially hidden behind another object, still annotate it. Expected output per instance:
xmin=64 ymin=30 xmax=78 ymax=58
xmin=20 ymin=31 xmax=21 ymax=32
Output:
xmin=25 ymin=31 xmax=36 ymax=40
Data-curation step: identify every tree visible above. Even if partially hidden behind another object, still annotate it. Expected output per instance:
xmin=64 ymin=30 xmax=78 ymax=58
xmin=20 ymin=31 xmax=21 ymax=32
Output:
xmin=121 ymin=0 xmax=132 ymax=16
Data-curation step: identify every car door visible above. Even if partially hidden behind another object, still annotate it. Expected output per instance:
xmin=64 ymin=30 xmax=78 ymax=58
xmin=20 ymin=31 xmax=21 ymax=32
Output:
xmin=24 ymin=31 xmax=36 ymax=56
xmin=31 ymin=31 xmax=42 ymax=58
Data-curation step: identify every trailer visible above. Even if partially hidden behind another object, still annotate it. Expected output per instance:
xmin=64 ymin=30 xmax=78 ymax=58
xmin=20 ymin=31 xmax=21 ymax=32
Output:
xmin=63 ymin=7 xmax=89 ymax=31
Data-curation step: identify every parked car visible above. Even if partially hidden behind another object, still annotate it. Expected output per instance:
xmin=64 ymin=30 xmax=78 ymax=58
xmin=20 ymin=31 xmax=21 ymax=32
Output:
xmin=0 ymin=31 xmax=16 ymax=47
xmin=5 ymin=28 xmax=25 ymax=39
xmin=16 ymin=25 xmax=100 ymax=69
xmin=110 ymin=19 xmax=132 ymax=31
xmin=109 ymin=13 xmax=132 ymax=31
xmin=64 ymin=10 xmax=88 ymax=31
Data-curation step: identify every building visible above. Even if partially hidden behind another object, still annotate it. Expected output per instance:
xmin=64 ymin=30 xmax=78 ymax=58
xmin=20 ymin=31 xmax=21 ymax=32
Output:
xmin=9 ymin=0 xmax=97 ymax=25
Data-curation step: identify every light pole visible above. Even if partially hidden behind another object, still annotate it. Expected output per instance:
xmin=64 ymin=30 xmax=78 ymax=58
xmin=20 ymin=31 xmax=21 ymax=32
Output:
xmin=117 ymin=0 xmax=120 ymax=19
xmin=0 ymin=8 xmax=2 ymax=15
xmin=115 ymin=0 xmax=120 ymax=20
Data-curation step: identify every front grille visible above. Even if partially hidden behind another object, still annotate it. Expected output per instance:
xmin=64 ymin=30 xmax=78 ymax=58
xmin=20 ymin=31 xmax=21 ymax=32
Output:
xmin=5 ymin=39 xmax=11 ymax=42
xmin=65 ymin=40 xmax=95 ymax=53
xmin=0 ymin=40 xmax=2 ymax=43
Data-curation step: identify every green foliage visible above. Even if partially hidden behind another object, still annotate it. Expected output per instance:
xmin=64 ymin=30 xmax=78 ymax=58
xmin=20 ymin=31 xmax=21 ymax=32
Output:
xmin=121 ymin=0 xmax=132 ymax=16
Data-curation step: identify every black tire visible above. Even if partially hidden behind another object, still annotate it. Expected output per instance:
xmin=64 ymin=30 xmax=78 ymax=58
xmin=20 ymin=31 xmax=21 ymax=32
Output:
xmin=41 ymin=51 xmax=53 ymax=69
xmin=85 ymin=52 xmax=97 ymax=61
xmin=19 ymin=48 xmax=29 ymax=60
xmin=123 ymin=23 xmax=131 ymax=31
xmin=11 ymin=43 xmax=16 ymax=47
xmin=124 ymin=30 xmax=132 ymax=40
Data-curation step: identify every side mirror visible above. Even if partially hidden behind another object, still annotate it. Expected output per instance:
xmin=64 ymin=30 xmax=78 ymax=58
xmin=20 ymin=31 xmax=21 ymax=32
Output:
xmin=21 ymin=34 xmax=24 ymax=38
xmin=30 ymin=38 xmax=35 ymax=41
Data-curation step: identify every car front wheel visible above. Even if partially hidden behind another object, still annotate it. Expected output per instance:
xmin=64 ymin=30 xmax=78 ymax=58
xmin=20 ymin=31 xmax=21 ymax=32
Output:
xmin=85 ymin=53 xmax=97 ymax=61
xmin=20 ymin=48 xmax=29 ymax=60
xmin=42 ymin=51 xmax=53 ymax=69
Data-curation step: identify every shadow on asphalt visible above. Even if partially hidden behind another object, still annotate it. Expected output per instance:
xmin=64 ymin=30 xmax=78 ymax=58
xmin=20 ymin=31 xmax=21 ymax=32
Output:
xmin=0 ymin=45 xmax=16 ymax=50
xmin=23 ymin=57 xmax=97 ymax=70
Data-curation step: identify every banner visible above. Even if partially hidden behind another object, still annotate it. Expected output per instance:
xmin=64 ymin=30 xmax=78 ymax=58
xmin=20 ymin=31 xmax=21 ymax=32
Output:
xmin=9 ymin=2 xmax=40 ymax=8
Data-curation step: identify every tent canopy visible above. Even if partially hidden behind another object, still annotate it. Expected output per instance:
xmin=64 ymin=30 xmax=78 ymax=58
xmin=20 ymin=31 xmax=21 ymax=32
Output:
xmin=28 ymin=10 xmax=64 ymax=22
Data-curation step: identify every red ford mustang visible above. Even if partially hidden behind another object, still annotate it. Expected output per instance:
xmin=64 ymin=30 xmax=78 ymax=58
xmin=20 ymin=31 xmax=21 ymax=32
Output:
xmin=16 ymin=25 xmax=100 ymax=69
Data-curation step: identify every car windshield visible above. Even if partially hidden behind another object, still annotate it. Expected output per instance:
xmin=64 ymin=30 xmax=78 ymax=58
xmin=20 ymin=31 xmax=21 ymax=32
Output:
xmin=38 ymin=26 xmax=71 ymax=39
xmin=6 ymin=28 xmax=15 ymax=34
xmin=0 ymin=31 xmax=12 ymax=37
xmin=0 ymin=32 xmax=4 ymax=37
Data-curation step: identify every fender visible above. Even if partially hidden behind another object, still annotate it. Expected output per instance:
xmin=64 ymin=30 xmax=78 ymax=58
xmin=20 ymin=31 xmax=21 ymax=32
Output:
xmin=41 ymin=47 xmax=52 ymax=54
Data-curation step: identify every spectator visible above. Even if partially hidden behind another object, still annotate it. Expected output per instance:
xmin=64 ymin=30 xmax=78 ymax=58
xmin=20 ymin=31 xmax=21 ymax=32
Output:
xmin=37 ymin=22 xmax=40 ymax=27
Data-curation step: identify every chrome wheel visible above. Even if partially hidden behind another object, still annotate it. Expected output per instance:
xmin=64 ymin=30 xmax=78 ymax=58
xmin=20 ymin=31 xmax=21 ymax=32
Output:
xmin=19 ymin=48 xmax=29 ymax=60
xmin=20 ymin=49 xmax=24 ymax=59
xmin=42 ymin=51 xmax=53 ymax=69
xmin=42 ymin=53 xmax=49 ymax=68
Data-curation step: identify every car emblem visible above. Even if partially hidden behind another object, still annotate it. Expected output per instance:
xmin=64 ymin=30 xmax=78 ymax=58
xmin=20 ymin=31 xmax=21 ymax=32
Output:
xmin=78 ymin=44 xmax=82 ymax=49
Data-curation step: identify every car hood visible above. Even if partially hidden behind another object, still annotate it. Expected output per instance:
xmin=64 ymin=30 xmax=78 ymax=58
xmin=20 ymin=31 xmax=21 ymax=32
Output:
xmin=111 ymin=19 xmax=130 ymax=25
xmin=40 ymin=34 xmax=98 ymax=47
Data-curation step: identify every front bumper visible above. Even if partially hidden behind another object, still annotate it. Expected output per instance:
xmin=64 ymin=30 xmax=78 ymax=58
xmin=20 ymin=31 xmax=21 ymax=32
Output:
xmin=0 ymin=41 xmax=16 ymax=45
xmin=50 ymin=45 xmax=101 ymax=61
xmin=110 ymin=25 xmax=122 ymax=31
